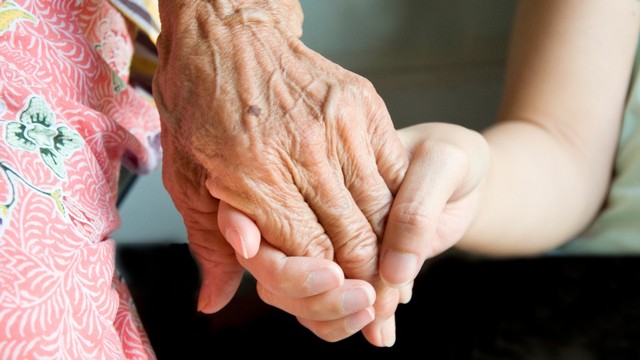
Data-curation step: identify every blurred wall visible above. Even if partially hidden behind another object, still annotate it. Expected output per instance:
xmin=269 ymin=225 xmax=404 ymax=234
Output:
xmin=114 ymin=0 xmax=517 ymax=244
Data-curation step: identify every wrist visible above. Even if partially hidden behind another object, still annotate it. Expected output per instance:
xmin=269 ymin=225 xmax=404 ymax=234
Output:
xmin=211 ymin=0 xmax=303 ymax=37
xmin=158 ymin=0 xmax=303 ymax=38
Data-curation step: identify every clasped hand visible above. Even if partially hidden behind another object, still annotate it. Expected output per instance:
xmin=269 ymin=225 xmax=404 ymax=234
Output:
xmin=153 ymin=0 xmax=488 ymax=347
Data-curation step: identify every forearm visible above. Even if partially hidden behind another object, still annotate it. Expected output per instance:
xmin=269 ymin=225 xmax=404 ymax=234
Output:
xmin=157 ymin=0 xmax=303 ymax=39
xmin=460 ymin=121 xmax=616 ymax=255
xmin=458 ymin=0 xmax=640 ymax=255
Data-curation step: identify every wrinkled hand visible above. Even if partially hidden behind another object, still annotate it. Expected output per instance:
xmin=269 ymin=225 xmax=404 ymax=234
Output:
xmin=218 ymin=201 xmax=412 ymax=342
xmin=224 ymin=122 xmax=489 ymax=343
xmin=153 ymin=0 xmax=409 ymax=347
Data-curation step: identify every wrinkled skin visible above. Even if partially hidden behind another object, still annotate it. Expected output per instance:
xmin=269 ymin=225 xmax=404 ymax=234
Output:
xmin=153 ymin=0 xmax=409 ymax=347
xmin=232 ymin=122 xmax=490 ymax=343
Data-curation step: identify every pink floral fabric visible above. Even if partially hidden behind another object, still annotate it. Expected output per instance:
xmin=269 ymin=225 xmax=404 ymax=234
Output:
xmin=0 ymin=1 xmax=160 ymax=358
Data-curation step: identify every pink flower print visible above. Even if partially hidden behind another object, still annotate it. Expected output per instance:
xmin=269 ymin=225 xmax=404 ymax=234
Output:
xmin=5 ymin=96 xmax=84 ymax=179
xmin=93 ymin=9 xmax=133 ymax=81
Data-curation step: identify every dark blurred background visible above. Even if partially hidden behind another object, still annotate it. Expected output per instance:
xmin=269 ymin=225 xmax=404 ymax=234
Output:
xmin=117 ymin=244 xmax=640 ymax=358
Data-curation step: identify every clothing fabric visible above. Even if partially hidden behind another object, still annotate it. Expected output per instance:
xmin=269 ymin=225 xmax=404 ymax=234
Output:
xmin=555 ymin=40 xmax=640 ymax=254
xmin=0 ymin=0 xmax=160 ymax=358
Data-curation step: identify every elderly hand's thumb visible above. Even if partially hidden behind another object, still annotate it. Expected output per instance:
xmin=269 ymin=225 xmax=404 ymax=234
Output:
xmin=191 ymin=201 xmax=262 ymax=314
xmin=190 ymin=240 xmax=246 ymax=314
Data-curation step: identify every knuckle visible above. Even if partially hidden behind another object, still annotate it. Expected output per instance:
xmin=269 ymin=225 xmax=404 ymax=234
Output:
xmin=315 ymin=189 xmax=352 ymax=214
xmin=391 ymin=202 xmax=435 ymax=232
xmin=354 ymin=76 xmax=376 ymax=93
xmin=299 ymin=232 xmax=334 ymax=260
xmin=268 ymin=212 xmax=334 ymax=260
xmin=254 ymin=188 xmax=335 ymax=259
xmin=356 ymin=77 xmax=385 ymax=106
xmin=417 ymin=139 xmax=467 ymax=168
xmin=352 ymin=189 xmax=393 ymax=238
xmin=334 ymin=228 xmax=379 ymax=279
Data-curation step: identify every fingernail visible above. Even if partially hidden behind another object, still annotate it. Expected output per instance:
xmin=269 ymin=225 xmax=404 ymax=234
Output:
xmin=346 ymin=307 xmax=375 ymax=332
xmin=341 ymin=286 xmax=376 ymax=313
xmin=307 ymin=266 xmax=342 ymax=294
xmin=381 ymin=250 xmax=418 ymax=288
xmin=380 ymin=316 xmax=396 ymax=347
xmin=225 ymin=227 xmax=248 ymax=259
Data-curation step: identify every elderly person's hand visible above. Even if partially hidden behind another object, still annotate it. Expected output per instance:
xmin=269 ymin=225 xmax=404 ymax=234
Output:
xmin=219 ymin=201 xmax=380 ymax=341
xmin=223 ymin=122 xmax=489 ymax=343
xmin=153 ymin=0 xmax=409 ymax=347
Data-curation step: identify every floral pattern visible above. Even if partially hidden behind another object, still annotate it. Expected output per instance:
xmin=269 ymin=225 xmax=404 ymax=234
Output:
xmin=0 ymin=1 xmax=160 ymax=358
xmin=5 ymin=96 xmax=84 ymax=178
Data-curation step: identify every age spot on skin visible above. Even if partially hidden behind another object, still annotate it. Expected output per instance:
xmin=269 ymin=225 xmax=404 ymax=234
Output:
xmin=247 ymin=105 xmax=261 ymax=117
